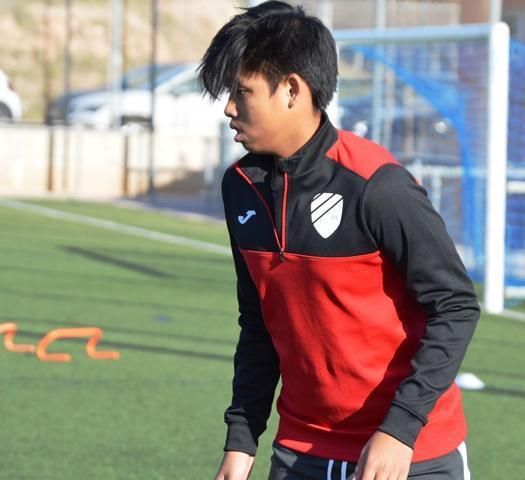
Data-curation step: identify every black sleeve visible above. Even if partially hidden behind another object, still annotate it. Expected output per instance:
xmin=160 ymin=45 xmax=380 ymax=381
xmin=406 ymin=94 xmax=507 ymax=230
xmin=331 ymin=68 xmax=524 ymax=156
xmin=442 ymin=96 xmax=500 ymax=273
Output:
xmin=361 ymin=164 xmax=480 ymax=449
xmin=222 ymin=176 xmax=280 ymax=456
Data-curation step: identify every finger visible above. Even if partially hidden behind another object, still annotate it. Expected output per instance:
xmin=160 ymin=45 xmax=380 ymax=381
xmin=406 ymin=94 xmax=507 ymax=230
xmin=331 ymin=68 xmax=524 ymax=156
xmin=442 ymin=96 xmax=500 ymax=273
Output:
xmin=352 ymin=462 xmax=362 ymax=480
xmin=353 ymin=454 xmax=367 ymax=480
xmin=375 ymin=472 xmax=391 ymax=480
xmin=378 ymin=469 xmax=403 ymax=480
xmin=370 ymin=471 xmax=387 ymax=480
xmin=379 ymin=466 xmax=406 ymax=480
xmin=347 ymin=464 xmax=357 ymax=480
xmin=357 ymin=463 xmax=376 ymax=480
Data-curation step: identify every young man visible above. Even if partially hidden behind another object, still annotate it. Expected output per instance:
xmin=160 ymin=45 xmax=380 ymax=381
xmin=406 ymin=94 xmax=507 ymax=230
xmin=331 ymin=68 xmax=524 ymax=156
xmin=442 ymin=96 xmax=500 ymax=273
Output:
xmin=198 ymin=2 xmax=480 ymax=479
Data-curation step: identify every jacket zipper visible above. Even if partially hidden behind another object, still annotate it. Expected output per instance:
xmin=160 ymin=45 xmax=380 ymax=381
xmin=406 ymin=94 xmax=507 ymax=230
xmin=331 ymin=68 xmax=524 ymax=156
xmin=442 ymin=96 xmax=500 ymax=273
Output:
xmin=235 ymin=166 xmax=288 ymax=261
xmin=280 ymin=172 xmax=289 ymax=261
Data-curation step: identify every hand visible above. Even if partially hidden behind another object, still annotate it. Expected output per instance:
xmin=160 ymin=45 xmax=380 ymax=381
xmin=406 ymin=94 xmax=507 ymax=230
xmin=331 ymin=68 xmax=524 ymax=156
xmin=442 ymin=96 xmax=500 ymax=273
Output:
xmin=352 ymin=431 xmax=413 ymax=480
xmin=215 ymin=450 xmax=255 ymax=480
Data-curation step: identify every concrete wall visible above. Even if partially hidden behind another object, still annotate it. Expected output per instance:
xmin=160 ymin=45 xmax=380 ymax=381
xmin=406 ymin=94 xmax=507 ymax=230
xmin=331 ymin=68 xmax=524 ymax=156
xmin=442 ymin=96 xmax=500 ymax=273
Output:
xmin=0 ymin=125 xmax=222 ymax=199
xmin=0 ymin=125 xmax=50 ymax=195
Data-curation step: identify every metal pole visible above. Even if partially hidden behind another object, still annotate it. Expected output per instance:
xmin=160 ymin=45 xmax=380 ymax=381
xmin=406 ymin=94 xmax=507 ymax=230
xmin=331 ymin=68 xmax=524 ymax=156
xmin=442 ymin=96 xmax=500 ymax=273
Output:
xmin=44 ymin=0 xmax=54 ymax=191
xmin=484 ymin=22 xmax=510 ymax=314
xmin=147 ymin=0 xmax=158 ymax=199
xmin=319 ymin=0 xmax=339 ymax=125
xmin=333 ymin=23 xmax=503 ymax=44
xmin=318 ymin=0 xmax=333 ymax=29
xmin=47 ymin=128 xmax=55 ymax=192
xmin=43 ymin=0 xmax=52 ymax=124
xmin=372 ymin=0 xmax=386 ymax=144
xmin=63 ymin=0 xmax=72 ymax=123
xmin=63 ymin=0 xmax=72 ymax=192
xmin=489 ymin=0 xmax=502 ymax=24
xmin=122 ymin=0 xmax=128 ymax=77
xmin=109 ymin=0 xmax=124 ymax=128
xmin=122 ymin=131 xmax=130 ymax=196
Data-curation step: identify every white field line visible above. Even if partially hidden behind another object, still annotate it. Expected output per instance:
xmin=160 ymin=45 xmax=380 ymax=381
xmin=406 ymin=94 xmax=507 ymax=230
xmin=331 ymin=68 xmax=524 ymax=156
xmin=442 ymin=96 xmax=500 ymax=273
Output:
xmin=0 ymin=198 xmax=231 ymax=256
xmin=5 ymin=198 xmax=525 ymax=321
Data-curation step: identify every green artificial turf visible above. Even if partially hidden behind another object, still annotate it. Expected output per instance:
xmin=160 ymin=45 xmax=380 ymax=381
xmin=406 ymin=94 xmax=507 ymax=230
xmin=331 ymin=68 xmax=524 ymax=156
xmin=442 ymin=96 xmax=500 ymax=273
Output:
xmin=0 ymin=199 xmax=523 ymax=479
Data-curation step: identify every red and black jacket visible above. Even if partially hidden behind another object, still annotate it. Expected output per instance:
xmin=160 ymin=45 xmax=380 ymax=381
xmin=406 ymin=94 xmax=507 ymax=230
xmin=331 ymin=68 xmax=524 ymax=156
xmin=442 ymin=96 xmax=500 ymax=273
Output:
xmin=221 ymin=115 xmax=479 ymax=462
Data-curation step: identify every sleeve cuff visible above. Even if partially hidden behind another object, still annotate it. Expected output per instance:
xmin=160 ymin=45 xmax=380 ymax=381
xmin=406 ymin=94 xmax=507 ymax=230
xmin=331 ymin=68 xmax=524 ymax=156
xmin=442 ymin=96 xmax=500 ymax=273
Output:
xmin=378 ymin=403 xmax=425 ymax=449
xmin=224 ymin=422 xmax=258 ymax=456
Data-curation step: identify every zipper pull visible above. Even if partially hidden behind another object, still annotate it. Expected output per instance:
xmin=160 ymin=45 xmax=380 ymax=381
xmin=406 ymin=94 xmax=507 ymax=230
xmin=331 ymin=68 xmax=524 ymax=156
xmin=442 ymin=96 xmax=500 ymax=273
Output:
xmin=279 ymin=248 xmax=285 ymax=262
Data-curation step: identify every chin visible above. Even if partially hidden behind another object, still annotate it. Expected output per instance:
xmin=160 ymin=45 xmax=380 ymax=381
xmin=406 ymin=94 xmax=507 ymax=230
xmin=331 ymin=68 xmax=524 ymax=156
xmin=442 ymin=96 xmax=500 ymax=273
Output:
xmin=243 ymin=143 xmax=273 ymax=155
xmin=242 ymin=143 xmax=259 ymax=153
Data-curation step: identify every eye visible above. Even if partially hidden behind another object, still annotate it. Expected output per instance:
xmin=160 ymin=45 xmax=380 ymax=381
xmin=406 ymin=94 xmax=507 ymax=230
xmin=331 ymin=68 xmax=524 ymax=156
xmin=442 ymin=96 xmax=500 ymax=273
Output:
xmin=236 ymin=87 xmax=248 ymax=96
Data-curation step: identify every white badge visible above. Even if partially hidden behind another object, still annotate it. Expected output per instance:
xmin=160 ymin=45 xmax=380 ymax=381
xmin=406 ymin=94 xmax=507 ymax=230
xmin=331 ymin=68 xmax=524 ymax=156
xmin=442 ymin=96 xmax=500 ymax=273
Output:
xmin=311 ymin=193 xmax=343 ymax=238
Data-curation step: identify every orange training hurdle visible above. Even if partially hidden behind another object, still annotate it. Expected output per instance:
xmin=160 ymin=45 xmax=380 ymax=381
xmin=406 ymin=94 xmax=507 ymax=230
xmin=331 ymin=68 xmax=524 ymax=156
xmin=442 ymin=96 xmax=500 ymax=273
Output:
xmin=0 ymin=322 xmax=36 ymax=354
xmin=36 ymin=327 xmax=120 ymax=363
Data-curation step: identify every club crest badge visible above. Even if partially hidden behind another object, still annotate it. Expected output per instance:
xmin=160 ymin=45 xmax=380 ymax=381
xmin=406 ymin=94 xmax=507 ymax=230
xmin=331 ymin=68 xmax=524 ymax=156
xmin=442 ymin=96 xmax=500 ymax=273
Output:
xmin=311 ymin=193 xmax=343 ymax=239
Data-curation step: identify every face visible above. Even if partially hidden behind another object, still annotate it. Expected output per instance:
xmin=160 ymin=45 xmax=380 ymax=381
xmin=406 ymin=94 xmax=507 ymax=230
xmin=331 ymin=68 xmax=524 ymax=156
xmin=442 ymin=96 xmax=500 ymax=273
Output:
xmin=224 ymin=72 xmax=291 ymax=155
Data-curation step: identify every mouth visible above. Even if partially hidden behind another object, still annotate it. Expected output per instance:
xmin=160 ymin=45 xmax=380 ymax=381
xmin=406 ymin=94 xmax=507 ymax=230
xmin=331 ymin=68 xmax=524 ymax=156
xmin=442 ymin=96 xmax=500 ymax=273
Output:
xmin=230 ymin=123 xmax=246 ymax=142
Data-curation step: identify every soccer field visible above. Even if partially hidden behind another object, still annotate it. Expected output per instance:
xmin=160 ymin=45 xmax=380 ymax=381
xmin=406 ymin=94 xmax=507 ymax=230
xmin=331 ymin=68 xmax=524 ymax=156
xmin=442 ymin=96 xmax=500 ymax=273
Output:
xmin=1 ymin=199 xmax=524 ymax=479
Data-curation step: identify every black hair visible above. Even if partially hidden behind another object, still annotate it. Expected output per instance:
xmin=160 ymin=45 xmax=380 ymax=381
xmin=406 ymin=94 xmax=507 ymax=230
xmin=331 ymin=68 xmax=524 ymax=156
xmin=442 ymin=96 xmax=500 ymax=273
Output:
xmin=198 ymin=1 xmax=338 ymax=111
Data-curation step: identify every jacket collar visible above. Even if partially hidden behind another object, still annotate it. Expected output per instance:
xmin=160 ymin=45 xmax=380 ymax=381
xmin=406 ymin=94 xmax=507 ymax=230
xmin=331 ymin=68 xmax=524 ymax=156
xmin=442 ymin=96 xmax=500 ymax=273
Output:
xmin=275 ymin=112 xmax=339 ymax=177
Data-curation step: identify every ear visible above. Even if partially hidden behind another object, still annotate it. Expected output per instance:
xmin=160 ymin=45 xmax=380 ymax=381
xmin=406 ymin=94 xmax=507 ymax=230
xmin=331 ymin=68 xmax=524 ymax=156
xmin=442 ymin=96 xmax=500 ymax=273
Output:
xmin=285 ymin=74 xmax=301 ymax=108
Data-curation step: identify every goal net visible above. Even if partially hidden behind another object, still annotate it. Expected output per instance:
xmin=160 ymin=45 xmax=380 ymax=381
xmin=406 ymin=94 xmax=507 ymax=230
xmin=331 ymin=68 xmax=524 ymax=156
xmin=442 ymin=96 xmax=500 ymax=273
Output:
xmin=334 ymin=23 xmax=522 ymax=312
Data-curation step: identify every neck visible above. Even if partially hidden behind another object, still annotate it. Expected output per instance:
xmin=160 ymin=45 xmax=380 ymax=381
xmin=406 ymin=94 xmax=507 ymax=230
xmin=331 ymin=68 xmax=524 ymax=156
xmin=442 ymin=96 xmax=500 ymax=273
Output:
xmin=274 ymin=111 xmax=323 ymax=159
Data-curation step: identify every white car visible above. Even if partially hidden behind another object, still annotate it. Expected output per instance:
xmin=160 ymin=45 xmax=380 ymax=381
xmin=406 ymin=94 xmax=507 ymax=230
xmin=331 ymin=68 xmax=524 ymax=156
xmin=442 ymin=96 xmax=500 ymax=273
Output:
xmin=67 ymin=63 xmax=227 ymax=135
xmin=0 ymin=70 xmax=22 ymax=122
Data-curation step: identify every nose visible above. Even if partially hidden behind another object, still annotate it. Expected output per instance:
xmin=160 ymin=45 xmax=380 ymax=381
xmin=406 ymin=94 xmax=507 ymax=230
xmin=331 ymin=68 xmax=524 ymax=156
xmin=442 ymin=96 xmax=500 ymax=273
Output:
xmin=224 ymin=95 xmax=237 ymax=118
